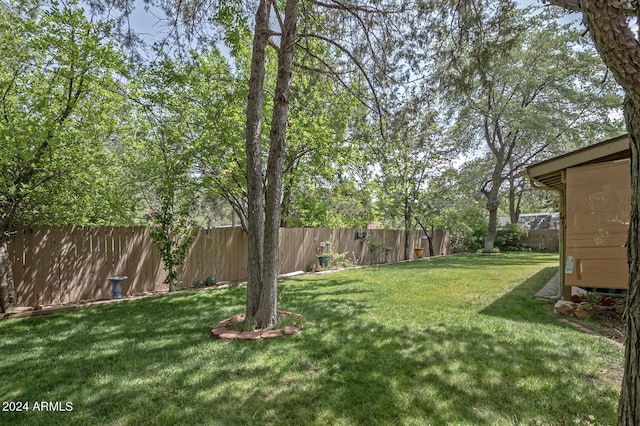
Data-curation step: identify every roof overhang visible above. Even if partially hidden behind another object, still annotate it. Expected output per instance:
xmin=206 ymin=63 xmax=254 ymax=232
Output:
xmin=525 ymin=134 xmax=630 ymax=191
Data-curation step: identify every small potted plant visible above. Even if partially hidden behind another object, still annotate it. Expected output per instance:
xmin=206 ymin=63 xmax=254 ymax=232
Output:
xmin=414 ymin=241 xmax=424 ymax=258
xmin=317 ymin=240 xmax=332 ymax=267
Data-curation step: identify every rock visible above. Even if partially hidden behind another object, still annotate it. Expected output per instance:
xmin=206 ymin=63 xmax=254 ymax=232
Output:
xmin=238 ymin=331 xmax=262 ymax=340
xmin=215 ymin=330 xmax=241 ymax=339
xmin=211 ymin=327 xmax=228 ymax=338
xmin=555 ymin=300 xmax=577 ymax=316
xmin=261 ymin=329 xmax=284 ymax=338
xmin=283 ymin=326 xmax=300 ymax=335
xmin=575 ymin=304 xmax=591 ymax=320
xmin=231 ymin=314 xmax=246 ymax=322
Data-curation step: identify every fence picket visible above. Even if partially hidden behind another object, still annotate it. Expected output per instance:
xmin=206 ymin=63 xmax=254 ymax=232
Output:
xmin=12 ymin=227 xmax=27 ymax=306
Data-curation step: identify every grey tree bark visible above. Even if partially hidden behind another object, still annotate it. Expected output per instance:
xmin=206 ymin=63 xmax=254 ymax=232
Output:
xmin=620 ymin=94 xmax=640 ymax=426
xmin=244 ymin=0 xmax=269 ymax=319
xmin=245 ymin=0 xmax=299 ymax=329
xmin=256 ymin=0 xmax=299 ymax=328
xmin=482 ymin=164 xmax=505 ymax=252
xmin=0 ymin=241 xmax=17 ymax=313
xmin=580 ymin=2 xmax=640 ymax=423
xmin=415 ymin=217 xmax=435 ymax=257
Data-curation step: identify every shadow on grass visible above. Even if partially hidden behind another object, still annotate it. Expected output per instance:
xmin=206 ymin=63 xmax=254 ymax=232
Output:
xmin=479 ymin=266 xmax=560 ymax=324
xmin=0 ymin=266 xmax=617 ymax=425
xmin=263 ymin=276 xmax=618 ymax=424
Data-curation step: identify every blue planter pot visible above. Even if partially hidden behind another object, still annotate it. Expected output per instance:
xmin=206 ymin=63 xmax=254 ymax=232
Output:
xmin=318 ymin=255 xmax=330 ymax=267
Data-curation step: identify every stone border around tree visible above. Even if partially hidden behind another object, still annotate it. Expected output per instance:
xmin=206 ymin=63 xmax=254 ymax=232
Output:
xmin=211 ymin=310 xmax=304 ymax=340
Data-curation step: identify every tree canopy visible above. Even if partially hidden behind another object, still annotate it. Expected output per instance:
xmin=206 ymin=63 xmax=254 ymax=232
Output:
xmin=0 ymin=1 xmax=137 ymax=239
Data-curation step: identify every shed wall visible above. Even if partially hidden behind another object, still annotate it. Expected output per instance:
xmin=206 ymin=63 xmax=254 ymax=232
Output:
xmin=565 ymin=159 xmax=630 ymax=289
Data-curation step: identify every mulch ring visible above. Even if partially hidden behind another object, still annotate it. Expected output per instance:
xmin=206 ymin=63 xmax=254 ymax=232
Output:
xmin=211 ymin=310 xmax=305 ymax=340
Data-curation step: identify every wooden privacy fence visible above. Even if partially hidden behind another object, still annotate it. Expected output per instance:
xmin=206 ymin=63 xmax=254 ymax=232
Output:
xmin=519 ymin=229 xmax=559 ymax=252
xmin=9 ymin=225 xmax=450 ymax=307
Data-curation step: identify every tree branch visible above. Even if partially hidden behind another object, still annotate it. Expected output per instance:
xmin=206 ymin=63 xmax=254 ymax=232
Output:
xmin=307 ymin=0 xmax=397 ymax=15
xmin=270 ymin=0 xmax=286 ymax=33
xmin=542 ymin=0 xmax=582 ymax=12
xmin=304 ymin=32 xmax=387 ymax=136
xmin=294 ymin=41 xmax=377 ymax=113
xmin=544 ymin=0 xmax=638 ymax=15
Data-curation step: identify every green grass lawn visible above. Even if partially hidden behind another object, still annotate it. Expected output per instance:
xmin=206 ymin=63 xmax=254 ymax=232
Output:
xmin=0 ymin=253 xmax=623 ymax=425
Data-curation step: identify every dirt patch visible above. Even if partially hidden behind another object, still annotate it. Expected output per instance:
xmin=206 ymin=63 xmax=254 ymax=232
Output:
xmin=591 ymin=308 xmax=626 ymax=344
xmin=555 ymin=291 xmax=627 ymax=345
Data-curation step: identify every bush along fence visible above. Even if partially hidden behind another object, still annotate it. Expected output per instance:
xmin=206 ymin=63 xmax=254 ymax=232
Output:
xmin=8 ymin=226 xmax=451 ymax=307
xmin=495 ymin=227 xmax=559 ymax=252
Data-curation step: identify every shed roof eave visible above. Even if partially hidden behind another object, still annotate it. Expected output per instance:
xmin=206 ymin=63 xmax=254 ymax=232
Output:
xmin=526 ymin=134 xmax=630 ymax=182
xmin=522 ymin=168 xmax=564 ymax=192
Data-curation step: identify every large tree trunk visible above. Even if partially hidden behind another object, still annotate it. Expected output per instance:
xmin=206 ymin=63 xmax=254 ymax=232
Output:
xmin=244 ymin=0 xmax=269 ymax=319
xmin=619 ymin=95 xmax=640 ymax=425
xmin=0 ymin=240 xmax=17 ymax=313
xmin=2 ymin=200 xmax=20 ymax=312
xmin=253 ymin=0 xmax=299 ymax=329
xmin=280 ymin=185 xmax=291 ymax=228
xmin=484 ymin=200 xmax=499 ymax=251
xmin=574 ymin=1 xmax=640 ymax=423
xmin=1 ymin=218 xmax=18 ymax=313
xmin=481 ymin=112 xmax=507 ymax=252
xmin=415 ymin=217 xmax=435 ymax=257
xmin=483 ymin=181 xmax=501 ymax=251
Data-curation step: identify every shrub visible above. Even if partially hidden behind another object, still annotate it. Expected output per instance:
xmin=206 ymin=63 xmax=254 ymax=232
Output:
xmin=496 ymin=223 xmax=529 ymax=251
xmin=450 ymin=220 xmax=486 ymax=253
xmin=331 ymin=251 xmax=357 ymax=269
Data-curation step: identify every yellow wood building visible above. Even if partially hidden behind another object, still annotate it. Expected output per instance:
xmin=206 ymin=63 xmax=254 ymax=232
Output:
xmin=525 ymin=134 xmax=630 ymax=299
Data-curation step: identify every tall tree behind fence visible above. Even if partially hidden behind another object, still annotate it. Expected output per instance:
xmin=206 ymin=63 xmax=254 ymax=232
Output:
xmin=9 ymin=225 xmax=450 ymax=307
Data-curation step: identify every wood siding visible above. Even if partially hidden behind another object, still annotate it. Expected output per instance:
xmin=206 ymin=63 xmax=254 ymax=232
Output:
xmin=565 ymin=159 xmax=630 ymax=289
